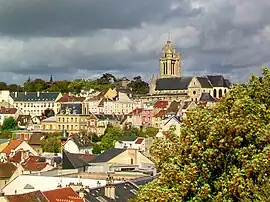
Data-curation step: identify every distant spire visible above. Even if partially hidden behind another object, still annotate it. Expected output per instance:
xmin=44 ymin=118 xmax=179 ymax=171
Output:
xmin=50 ymin=75 xmax=53 ymax=82
xmin=27 ymin=76 xmax=31 ymax=82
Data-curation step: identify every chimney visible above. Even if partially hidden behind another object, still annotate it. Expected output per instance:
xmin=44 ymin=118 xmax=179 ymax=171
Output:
xmin=104 ymin=175 xmax=115 ymax=200
xmin=79 ymin=188 xmax=85 ymax=199
xmin=37 ymin=91 xmax=40 ymax=97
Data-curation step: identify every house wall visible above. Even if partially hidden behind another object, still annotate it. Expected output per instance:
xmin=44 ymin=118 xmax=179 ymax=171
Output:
xmin=0 ymin=90 xmax=11 ymax=104
xmin=141 ymin=110 xmax=154 ymax=126
xmin=64 ymin=140 xmax=92 ymax=154
xmin=0 ymin=196 xmax=8 ymax=202
xmin=87 ymin=164 xmax=109 ymax=173
xmin=109 ymin=149 xmax=154 ymax=169
xmin=41 ymin=114 xmax=94 ymax=134
xmin=14 ymin=101 xmax=58 ymax=117
xmin=115 ymin=140 xmax=145 ymax=152
xmin=64 ymin=140 xmax=79 ymax=154
xmin=162 ymin=118 xmax=181 ymax=136
xmin=212 ymin=87 xmax=229 ymax=98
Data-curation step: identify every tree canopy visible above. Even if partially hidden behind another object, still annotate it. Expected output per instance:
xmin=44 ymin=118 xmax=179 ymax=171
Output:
xmin=0 ymin=73 xmax=149 ymax=95
xmin=128 ymin=76 xmax=149 ymax=95
xmin=1 ymin=117 xmax=17 ymax=131
xmin=135 ymin=67 xmax=270 ymax=201
xmin=41 ymin=134 xmax=61 ymax=153
xmin=101 ymin=126 xmax=122 ymax=150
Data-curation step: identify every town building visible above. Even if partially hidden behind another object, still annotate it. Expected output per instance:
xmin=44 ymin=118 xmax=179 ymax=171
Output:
xmin=146 ymin=40 xmax=231 ymax=102
xmin=0 ymin=91 xmax=62 ymax=117
xmin=63 ymin=134 xmax=93 ymax=154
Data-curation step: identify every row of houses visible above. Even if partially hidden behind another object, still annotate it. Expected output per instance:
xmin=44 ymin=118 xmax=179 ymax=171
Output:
xmin=0 ymin=88 xmax=139 ymax=117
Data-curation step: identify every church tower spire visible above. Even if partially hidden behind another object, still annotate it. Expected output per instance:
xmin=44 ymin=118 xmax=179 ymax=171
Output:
xmin=159 ymin=40 xmax=181 ymax=78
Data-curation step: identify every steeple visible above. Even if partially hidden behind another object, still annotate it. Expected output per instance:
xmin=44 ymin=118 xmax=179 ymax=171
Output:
xmin=27 ymin=76 xmax=31 ymax=82
xmin=50 ymin=75 xmax=53 ymax=82
xmin=159 ymin=40 xmax=181 ymax=78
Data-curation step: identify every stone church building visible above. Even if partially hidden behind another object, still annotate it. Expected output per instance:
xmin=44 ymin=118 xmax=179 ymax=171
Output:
xmin=146 ymin=40 xmax=231 ymax=102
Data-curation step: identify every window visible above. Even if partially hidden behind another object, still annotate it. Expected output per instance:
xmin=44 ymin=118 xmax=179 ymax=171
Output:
xmin=193 ymin=91 xmax=196 ymax=95
xmin=213 ymin=89 xmax=217 ymax=97
xmin=131 ymin=158 xmax=134 ymax=165
xmin=218 ymin=89 xmax=222 ymax=98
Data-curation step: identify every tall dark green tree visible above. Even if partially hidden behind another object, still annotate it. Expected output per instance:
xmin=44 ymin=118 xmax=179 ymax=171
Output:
xmin=101 ymin=126 xmax=121 ymax=150
xmin=135 ymin=67 xmax=270 ymax=201
xmin=128 ymin=76 xmax=149 ymax=95
xmin=1 ymin=117 xmax=17 ymax=131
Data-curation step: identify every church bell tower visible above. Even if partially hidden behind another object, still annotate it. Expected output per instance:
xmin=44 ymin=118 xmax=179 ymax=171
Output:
xmin=159 ymin=40 xmax=181 ymax=78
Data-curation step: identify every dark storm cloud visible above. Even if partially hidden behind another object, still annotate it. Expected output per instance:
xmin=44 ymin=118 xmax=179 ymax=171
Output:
xmin=0 ymin=0 xmax=270 ymax=84
xmin=0 ymin=0 xmax=190 ymax=37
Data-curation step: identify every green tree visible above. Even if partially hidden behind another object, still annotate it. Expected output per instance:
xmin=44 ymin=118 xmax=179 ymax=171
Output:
xmin=1 ymin=117 xmax=17 ymax=131
xmin=92 ymin=143 xmax=102 ymax=154
xmin=135 ymin=67 xmax=270 ymax=201
xmin=101 ymin=126 xmax=121 ymax=150
xmin=122 ymin=125 xmax=140 ymax=136
xmin=47 ymin=80 xmax=71 ymax=92
xmin=44 ymin=108 xmax=55 ymax=118
xmin=7 ymin=84 xmax=22 ymax=92
xmin=128 ymin=76 xmax=149 ymax=95
xmin=141 ymin=126 xmax=159 ymax=137
xmin=68 ymin=79 xmax=84 ymax=94
xmin=41 ymin=134 xmax=61 ymax=153
xmin=0 ymin=82 xmax=7 ymax=90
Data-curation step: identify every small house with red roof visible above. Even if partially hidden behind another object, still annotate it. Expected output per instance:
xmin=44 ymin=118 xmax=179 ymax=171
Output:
xmin=0 ymin=140 xmax=38 ymax=162
xmin=115 ymin=136 xmax=146 ymax=152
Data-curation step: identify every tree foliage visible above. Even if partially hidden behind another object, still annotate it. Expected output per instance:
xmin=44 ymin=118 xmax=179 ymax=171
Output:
xmin=101 ymin=126 xmax=121 ymax=150
xmin=44 ymin=108 xmax=55 ymax=118
xmin=128 ymin=76 xmax=149 ymax=95
xmin=41 ymin=134 xmax=61 ymax=153
xmin=92 ymin=143 xmax=102 ymax=154
xmin=135 ymin=67 xmax=270 ymax=202
xmin=1 ymin=117 xmax=17 ymax=131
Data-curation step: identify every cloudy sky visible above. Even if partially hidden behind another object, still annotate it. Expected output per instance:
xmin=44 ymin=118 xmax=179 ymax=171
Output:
xmin=0 ymin=0 xmax=269 ymax=84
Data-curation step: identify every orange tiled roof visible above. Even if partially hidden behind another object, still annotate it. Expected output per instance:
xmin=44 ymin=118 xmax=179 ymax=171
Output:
xmin=57 ymin=93 xmax=85 ymax=103
xmin=9 ymin=150 xmax=22 ymax=163
xmin=2 ymin=140 xmax=23 ymax=155
xmin=43 ymin=187 xmax=84 ymax=202
xmin=22 ymin=156 xmax=48 ymax=171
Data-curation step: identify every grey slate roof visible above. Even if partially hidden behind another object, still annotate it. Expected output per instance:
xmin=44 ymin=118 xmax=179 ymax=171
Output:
xmin=197 ymin=77 xmax=213 ymax=88
xmin=225 ymin=79 xmax=231 ymax=87
xmin=206 ymin=75 xmax=229 ymax=87
xmin=200 ymin=93 xmax=215 ymax=102
xmin=62 ymin=150 xmax=89 ymax=169
xmin=84 ymin=177 xmax=155 ymax=202
xmin=90 ymin=148 xmax=126 ymax=163
xmin=10 ymin=92 xmax=60 ymax=102
xmin=70 ymin=134 xmax=92 ymax=149
xmin=155 ymin=77 xmax=192 ymax=90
